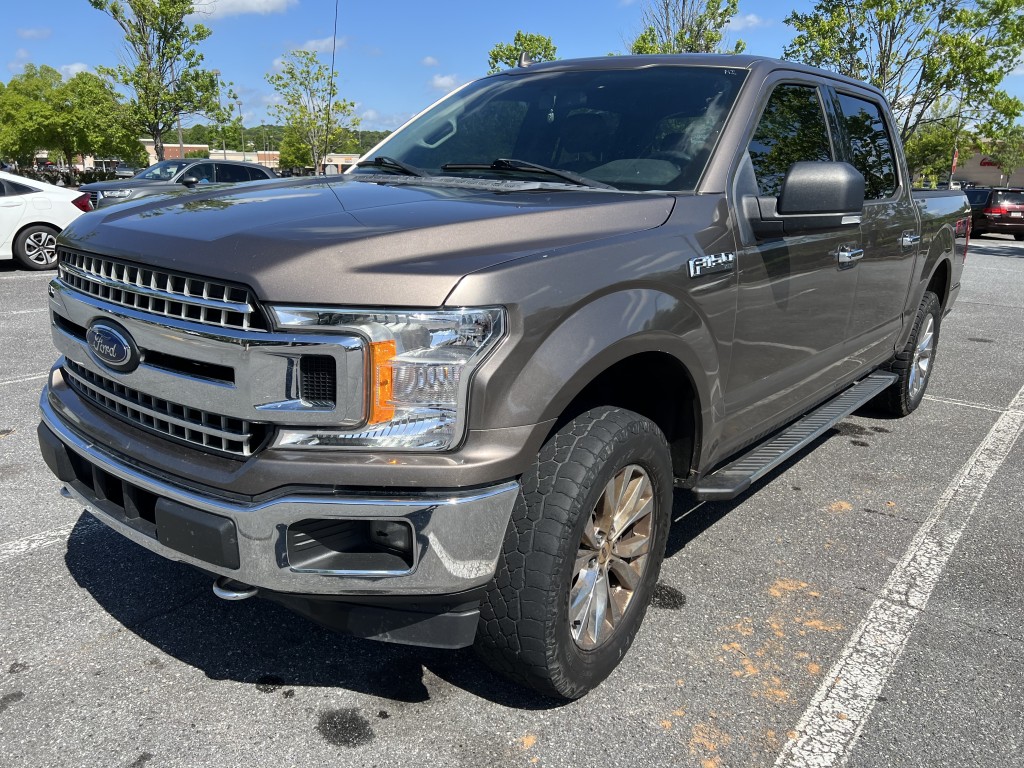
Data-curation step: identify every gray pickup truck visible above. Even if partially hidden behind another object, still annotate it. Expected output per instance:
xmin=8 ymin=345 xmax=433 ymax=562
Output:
xmin=38 ymin=55 xmax=969 ymax=699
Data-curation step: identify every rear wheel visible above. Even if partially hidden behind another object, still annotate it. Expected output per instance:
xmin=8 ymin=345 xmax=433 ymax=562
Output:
xmin=475 ymin=407 xmax=673 ymax=699
xmin=876 ymin=291 xmax=940 ymax=417
xmin=13 ymin=225 xmax=59 ymax=270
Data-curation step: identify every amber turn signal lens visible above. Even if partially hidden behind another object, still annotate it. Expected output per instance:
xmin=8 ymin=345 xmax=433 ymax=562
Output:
xmin=369 ymin=340 xmax=396 ymax=424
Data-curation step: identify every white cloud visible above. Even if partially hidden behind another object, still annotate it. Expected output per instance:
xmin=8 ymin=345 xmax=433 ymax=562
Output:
xmin=431 ymin=74 xmax=459 ymax=91
xmin=727 ymin=14 xmax=769 ymax=31
xmin=17 ymin=27 xmax=51 ymax=40
xmin=300 ymin=36 xmax=347 ymax=54
xmin=60 ymin=63 xmax=90 ymax=78
xmin=422 ymin=56 xmax=439 ymax=67
xmin=7 ymin=48 xmax=30 ymax=74
xmin=192 ymin=0 xmax=297 ymax=19
xmin=359 ymin=109 xmax=414 ymax=131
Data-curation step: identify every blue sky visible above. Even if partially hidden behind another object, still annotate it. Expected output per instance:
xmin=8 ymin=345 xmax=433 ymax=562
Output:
xmin=4 ymin=0 xmax=1024 ymax=132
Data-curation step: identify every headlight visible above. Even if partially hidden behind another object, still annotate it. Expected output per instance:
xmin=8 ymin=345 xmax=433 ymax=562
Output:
xmin=268 ymin=306 xmax=505 ymax=450
xmin=101 ymin=189 xmax=133 ymax=199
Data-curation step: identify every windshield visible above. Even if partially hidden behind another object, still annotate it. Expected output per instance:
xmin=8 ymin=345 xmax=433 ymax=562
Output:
xmin=135 ymin=160 xmax=190 ymax=181
xmin=356 ymin=65 xmax=747 ymax=192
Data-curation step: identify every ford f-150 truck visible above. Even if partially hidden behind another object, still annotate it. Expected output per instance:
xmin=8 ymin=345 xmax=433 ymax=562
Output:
xmin=38 ymin=55 xmax=970 ymax=699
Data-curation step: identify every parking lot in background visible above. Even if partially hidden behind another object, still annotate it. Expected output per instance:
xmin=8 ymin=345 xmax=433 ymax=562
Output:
xmin=1 ymin=236 xmax=1021 ymax=768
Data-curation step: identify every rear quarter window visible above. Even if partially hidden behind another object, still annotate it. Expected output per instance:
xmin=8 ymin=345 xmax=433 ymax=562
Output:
xmin=994 ymin=190 xmax=1024 ymax=207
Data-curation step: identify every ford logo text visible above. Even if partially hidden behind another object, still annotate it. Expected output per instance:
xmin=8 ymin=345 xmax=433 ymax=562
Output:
xmin=86 ymin=321 xmax=140 ymax=373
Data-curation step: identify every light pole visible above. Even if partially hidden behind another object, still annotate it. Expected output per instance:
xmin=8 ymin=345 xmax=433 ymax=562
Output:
xmin=235 ymin=99 xmax=245 ymax=162
xmin=212 ymin=69 xmax=227 ymax=159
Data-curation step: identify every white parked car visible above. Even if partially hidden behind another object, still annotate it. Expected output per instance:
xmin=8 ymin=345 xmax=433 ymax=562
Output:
xmin=0 ymin=170 xmax=93 ymax=270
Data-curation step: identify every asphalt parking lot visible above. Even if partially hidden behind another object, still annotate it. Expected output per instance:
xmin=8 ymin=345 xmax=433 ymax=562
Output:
xmin=1 ymin=236 xmax=1022 ymax=768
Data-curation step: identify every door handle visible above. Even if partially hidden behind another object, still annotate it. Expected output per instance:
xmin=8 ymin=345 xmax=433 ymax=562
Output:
xmin=900 ymin=232 xmax=921 ymax=248
xmin=837 ymin=247 xmax=864 ymax=265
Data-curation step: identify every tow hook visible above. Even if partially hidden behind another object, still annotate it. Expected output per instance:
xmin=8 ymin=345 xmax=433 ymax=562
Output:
xmin=212 ymin=576 xmax=258 ymax=601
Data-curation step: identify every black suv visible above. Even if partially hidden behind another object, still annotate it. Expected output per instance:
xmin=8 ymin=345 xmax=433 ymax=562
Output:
xmin=965 ymin=187 xmax=1024 ymax=240
xmin=80 ymin=159 xmax=277 ymax=209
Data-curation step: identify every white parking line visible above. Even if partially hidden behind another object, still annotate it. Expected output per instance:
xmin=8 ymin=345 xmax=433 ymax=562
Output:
xmin=0 ymin=308 xmax=48 ymax=316
xmin=0 ymin=372 xmax=48 ymax=386
xmin=0 ymin=273 xmax=51 ymax=281
xmin=775 ymin=383 xmax=1024 ymax=768
xmin=0 ymin=516 xmax=100 ymax=564
xmin=923 ymin=394 xmax=1008 ymax=413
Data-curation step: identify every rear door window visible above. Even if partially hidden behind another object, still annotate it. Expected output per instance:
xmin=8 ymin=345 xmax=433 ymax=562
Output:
xmin=834 ymin=93 xmax=898 ymax=200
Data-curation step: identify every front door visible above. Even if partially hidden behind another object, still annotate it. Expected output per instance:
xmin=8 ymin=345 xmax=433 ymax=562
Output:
xmin=723 ymin=81 xmax=860 ymax=449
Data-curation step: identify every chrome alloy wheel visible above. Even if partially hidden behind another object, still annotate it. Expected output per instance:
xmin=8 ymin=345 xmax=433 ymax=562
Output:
xmin=569 ymin=464 xmax=655 ymax=650
xmin=908 ymin=314 xmax=935 ymax=401
xmin=23 ymin=230 xmax=58 ymax=267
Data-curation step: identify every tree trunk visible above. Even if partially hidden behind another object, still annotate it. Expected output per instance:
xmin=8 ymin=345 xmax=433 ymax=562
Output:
xmin=153 ymin=131 xmax=165 ymax=161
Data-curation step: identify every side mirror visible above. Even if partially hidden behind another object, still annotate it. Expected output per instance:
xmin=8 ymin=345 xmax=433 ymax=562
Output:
xmin=180 ymin=175 xmax=199 ymax=187
xmin=749 ymin=161 xmax=865 ymax=238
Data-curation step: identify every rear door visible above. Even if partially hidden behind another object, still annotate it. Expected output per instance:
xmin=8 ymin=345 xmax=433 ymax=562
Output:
xmin=830 ymin=89 xmax=920 ymax=358
xmin=723 ymin=79 xmax=861 ymax=447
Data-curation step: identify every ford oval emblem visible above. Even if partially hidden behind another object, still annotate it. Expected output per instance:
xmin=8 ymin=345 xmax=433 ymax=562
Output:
xmin=86 ymin=321 xmax=140 ymax=373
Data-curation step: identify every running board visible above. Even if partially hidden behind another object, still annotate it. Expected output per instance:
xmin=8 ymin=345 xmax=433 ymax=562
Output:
xmin=690 ymin=371 xmax=898 ymax=501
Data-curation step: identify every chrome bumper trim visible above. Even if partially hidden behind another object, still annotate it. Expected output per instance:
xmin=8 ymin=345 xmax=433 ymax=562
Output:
xmin=41 ymin=391 xmax=520 ymax=596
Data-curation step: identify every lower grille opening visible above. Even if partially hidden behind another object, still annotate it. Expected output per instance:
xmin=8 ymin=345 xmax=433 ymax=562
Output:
xmin=67 ymin=450 xmax=158 ymax=537
xmin=287 ymin=518 xmax=414 ymax=573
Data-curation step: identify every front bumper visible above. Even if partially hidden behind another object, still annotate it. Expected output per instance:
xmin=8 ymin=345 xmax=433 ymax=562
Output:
xmin=39 ymin=384 xmax=520 ymax=602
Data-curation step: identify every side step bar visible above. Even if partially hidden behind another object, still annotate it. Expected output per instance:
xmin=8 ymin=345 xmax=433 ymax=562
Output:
xmin=690 ymin=371 xmax=898 ymax=501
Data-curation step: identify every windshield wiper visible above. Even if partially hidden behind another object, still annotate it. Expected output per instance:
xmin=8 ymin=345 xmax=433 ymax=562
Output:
xmin=441 ymin=158 xmax=615 ymax=190
xmin=356 ymin=156 xmax=429 ymax=177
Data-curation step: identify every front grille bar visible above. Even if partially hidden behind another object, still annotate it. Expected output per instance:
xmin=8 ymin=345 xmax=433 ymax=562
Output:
xmin=63 ymin=359 xmax=264 ymax=457
xmin=58 ymin=249 xmax=265 ymax=331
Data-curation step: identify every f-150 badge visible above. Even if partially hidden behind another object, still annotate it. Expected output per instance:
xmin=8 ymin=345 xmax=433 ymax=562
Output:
xmin=688 ymin=252 xmax=736 ymax=278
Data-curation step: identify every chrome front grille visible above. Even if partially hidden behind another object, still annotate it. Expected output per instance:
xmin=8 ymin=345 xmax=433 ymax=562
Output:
xmin=88 ymin=191 xmax=99 ymax=209
xmin=63 ymin=359 xmax=266 ymax=457
xmin=57 ymin=249 xmax=266 ymax=331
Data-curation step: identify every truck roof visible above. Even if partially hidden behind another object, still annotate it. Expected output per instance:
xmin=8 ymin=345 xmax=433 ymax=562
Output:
xmin=495 ymin=53 xmax=886 ymax=99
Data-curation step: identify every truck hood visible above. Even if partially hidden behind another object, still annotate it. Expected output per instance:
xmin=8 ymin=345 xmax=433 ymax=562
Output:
xmin=59 ymin=175 xmax=675 ymax=306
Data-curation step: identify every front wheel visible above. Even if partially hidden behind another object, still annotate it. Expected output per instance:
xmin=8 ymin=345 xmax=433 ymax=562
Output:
xmin=876 ymin=290 xmax=941 ymax=417
xmin=475 ymin=407 xmax=673 ymax=699
xmin=13 ymin=225 xmax=60 ymax=270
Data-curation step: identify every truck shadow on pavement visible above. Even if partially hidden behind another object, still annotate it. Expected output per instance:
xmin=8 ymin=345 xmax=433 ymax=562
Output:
xmin=63 ymin=515 xmax=565 ymax=710
xmin=62 ymin=425 xmax=862 ymax=709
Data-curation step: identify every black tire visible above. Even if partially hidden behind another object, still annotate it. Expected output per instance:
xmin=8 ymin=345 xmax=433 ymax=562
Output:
xmin=475 ymin=406 xmax=673 ymax=699
xmin=13 ymin=224 xmax=60 ymax=270
xmin=876 ymin=291 xmax=941 ymax=417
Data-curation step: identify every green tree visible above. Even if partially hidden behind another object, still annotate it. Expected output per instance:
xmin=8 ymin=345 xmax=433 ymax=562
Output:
xmin=265 ymin=49 xmax=358 ymax=172
xmin=0 ymin=65 xmax=63 ymax=164
xmin=784 ymin=0 xmax=1024 ymax=142
xmin=277 ymin=124 xmax=311 ymax=169
xmin=901 ymin=98 xmax=972 ymax=181
xmin=977 ymin=122 xmax=1024 ymax=184
xmin=487 ymin=31 xmax=557 ymax=74
xmin=0 ymin=64 xmax=144 ymax=167
xmin=629 ymin=0 xmax=745 ymax=55
xmin=53 ymin=72 xmax=146 ymax=168
xmin=89 ymin=0 xmax=219 ymax=160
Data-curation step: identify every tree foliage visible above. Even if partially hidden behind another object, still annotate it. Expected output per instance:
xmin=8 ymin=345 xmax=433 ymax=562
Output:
xmin=265 ymin=49 xmax=358 ymax=172
xmin=977 ymin=122 xmax=1024 ymax=182
xmin=89 ymin=0 xmax=219 ymax=160
xmin=487 ymin=32 xmax=558 ymax=74
xmin=783 ymin=0 xmax=1024 ymax=141
xmin=629 ymin=0 xmax=745 ymax=54
xmin=903 ymin=116 xmax=962 ymax=180
xmin=0 ymin=64 xmax=144 ymax=166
